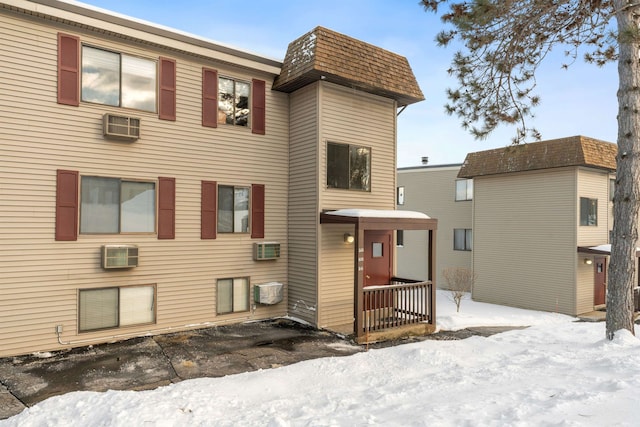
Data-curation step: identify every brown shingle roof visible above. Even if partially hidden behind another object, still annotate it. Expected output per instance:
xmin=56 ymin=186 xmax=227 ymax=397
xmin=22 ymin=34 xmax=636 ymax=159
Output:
xmin=458 ymin=136 xmax=617 ymax=178
xmin=272 ymin=26 xmax=424 ymax=106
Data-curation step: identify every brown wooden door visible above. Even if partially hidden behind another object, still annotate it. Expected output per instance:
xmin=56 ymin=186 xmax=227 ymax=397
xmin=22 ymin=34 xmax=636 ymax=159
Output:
xmin=364 ymin=230 xmax=393 ymax=287
xmin=594 ymin=257 xmax=607 ymax=306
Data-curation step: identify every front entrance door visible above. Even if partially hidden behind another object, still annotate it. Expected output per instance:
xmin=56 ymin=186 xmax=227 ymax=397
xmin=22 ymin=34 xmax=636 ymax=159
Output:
xmin=363 ymin=230 xmax=393 ymax=287
xmin=594 ymin=257 xmax=607 ymax=306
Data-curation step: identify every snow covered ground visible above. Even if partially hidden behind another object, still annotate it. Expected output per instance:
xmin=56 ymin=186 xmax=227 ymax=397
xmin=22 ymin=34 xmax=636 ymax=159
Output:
xmin=3 ymin=292 xmax=639 ymax=427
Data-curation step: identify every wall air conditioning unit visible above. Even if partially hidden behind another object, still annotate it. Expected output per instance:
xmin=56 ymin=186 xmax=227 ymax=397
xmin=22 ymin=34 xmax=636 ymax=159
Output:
xmin=103 ymin=113 xmax=140 ymax=141
xmin=253 ymin=242 xmax=280 ymax=260
xmin=101 ymin=245 xmax=139 ymax=269
xmin=254 ymin=282 xmax=284 ymax=305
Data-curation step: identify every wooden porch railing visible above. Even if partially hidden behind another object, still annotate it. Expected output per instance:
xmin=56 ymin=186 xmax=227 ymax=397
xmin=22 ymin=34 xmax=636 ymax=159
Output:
xmin=361 ymin=277 xmax=432 ymax=335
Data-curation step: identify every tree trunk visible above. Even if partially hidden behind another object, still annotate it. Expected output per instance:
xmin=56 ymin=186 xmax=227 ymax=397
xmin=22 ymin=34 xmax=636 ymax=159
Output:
xmin=607 ymin=1 xmax=639 ymax=339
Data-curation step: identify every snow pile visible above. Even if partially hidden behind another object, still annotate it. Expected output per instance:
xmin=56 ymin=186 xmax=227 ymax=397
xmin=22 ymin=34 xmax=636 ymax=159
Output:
xmin=3 ymin=292 xmax=639 ymax=426
xmin=436 ymin=292 xmax=570 ymax=330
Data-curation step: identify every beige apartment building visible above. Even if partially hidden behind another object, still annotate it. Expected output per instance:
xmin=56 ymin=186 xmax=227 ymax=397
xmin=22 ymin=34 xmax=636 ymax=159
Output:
xmin=0 ymin=1 xmax=437 ymax=357
xmin=399 ymin=136 xmax=618 ymax=316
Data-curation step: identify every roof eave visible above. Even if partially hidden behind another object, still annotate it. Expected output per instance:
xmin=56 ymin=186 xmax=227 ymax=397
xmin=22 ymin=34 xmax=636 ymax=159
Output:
xmin=272 ymin=72 xmax=425 ymax=106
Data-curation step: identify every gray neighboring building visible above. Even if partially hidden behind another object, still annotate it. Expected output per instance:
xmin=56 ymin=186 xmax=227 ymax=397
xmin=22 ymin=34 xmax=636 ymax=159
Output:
xmin=398 ymin=136 xmax=622 ymax=317
xmin=397 ymin=164 xmax=473 ymax=288
xmin=459 ymin=136 xmax=616 ymax=315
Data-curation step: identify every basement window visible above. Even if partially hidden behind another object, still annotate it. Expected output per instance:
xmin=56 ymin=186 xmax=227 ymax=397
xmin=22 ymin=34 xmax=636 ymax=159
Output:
xmin=79 ymin=285 xmax=155 ymax=332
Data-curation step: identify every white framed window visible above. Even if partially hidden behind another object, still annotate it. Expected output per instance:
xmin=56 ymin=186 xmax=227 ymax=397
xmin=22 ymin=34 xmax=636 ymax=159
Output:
xmin=79 ymin=285 xmax=155 ymax=332
xmin=217 ymin=277 xmax=249 ymax=314
xmin=455 ymin=179 xmax=473 ymax=201
xmin=82 ymin=46 xmax=157 ymax=112
xmin=580 ymin=197 xmax=598 ymax=226
xmin=219 ymin=77 xmax=250 ymax=126
xmin=217 ymin=185 xmax=250 ymax=233
xmin=80 ymin=176 xmax=156 ymax=234
xmin=327 ymin=142 xmax=371 ymax=191
xmin=454 ymin=228 xmax=472 ymax=251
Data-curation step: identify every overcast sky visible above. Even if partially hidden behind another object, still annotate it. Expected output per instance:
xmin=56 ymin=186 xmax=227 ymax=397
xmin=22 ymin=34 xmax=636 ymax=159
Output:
xmin=71 ymin=0 xmax=618 ymax=167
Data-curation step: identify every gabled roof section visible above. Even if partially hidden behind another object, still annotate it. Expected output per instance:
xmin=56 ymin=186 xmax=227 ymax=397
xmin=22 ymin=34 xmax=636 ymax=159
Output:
xmin=458 ymin=136 xmax=617 ymax=178
xmin=272 ymin=26 xmax=425 ymax=107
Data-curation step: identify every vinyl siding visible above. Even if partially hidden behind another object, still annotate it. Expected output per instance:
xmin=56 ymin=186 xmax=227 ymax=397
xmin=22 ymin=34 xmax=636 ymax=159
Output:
xmin=316 ymin=82 xmax=397 ymax=333
xmin=576 ymin=253 xmax=598 ymax=314
xmin=318 ymin=82 xmax=396 ymax=211
xmin=318 ymin=225 xmax=355 ymax=332
xmin=576 ymin=168 xmax=613 ymax=313
xmin=396 ymin=230 xmax=430 ymax=281
xmin=397 ymin=166 xmax=471 ymax=286
xmin=1 ymin=11 xmax=289 ymax=356
xmin=287 ymin=84 xmax=320 ymax=324
xmin=472 ymin=168 xmax=579 ymax=315
xmin=576 ymin=168 xmax=611 ymax=246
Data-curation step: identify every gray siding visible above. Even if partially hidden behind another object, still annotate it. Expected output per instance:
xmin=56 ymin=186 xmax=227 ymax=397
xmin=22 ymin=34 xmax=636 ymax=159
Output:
xmin=397 ymin=166 xmax=472 ymax=286
xmin=472 ymin=168 xmax=578 ymax=315
xmin=1 ymin=9 xmax=289 ymax=356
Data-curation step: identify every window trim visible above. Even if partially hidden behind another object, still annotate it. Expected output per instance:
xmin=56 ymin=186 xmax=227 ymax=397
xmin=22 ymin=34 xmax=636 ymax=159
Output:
xmin=453 ymin=228 xmax=473 ymax=251
xmin=218 ymin=75 xmax=251 ymax=128
xmin=217 ymin=184 xmax=250 ymax=234
xmin=216 ymin=277 xmax=250 ymax=315
xmin=81 ymin=44 xmax=158 ymax=113
xmin=326 ymin=141 xmax=372 ymax=192
xmin=455 ymin=179 xmax=473 ymax=201
xmin=79 ymin=175 xmax=157 ymax=235
xmin=580 ymin=197 xmax=598 ymax=226
xmin=78 ymin=284 xmax=156 ymax=333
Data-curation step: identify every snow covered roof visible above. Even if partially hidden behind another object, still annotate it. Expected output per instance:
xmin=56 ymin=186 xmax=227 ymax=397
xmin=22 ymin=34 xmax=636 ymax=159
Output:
xmin=590 ymin=244 xmax=611 ymax=253
xmin=578 ymin=244 xmax=640 ymax=255
xmin=320 ymin=209 xmax=436 ymax=230
xmin=324 ymin=209 xmax=430 ymax=219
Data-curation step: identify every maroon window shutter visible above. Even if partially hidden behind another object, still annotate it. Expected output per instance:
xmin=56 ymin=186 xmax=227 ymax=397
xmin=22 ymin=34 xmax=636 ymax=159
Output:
xmin=251 ymin=184 xmax=265 ymax=238
xmin=201 ymin=181 xmax=217 ymax=239
xmin=252 ymin=79 xmax=265 ymax=135
xmin=57 ymin=33 xmax=80 ymax=106
xmin=55 ymin=169 xmax=79 ymax=241
xmin=159 ymin=57 xmax=176 ymax=121
xmin=158 ymin=177 xmax=176 ymax=239
xmin=202 ymin=68 xmax=218 ymax=128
